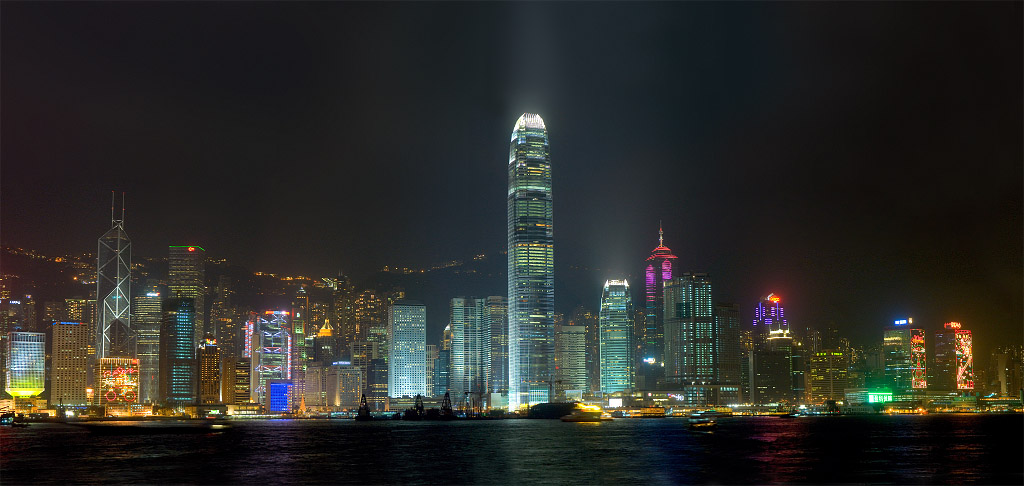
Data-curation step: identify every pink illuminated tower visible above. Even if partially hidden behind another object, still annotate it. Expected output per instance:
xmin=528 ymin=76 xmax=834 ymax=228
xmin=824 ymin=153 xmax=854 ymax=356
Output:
xmin=640 ymin=224 xmax=677 ymax=388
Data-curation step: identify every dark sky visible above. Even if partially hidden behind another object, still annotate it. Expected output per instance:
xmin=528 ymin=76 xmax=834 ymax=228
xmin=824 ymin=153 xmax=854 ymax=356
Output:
xmin=2 ymin=3 xmax=1021 ymax=354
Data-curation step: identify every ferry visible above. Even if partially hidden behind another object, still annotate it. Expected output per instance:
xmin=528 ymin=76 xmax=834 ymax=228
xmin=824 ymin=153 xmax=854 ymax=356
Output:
xmin=561 ymin=405 xmax=613 ymax=422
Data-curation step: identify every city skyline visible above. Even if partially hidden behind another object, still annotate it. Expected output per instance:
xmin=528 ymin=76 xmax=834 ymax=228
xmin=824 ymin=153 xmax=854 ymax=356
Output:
xmin=2 ymin=3 xmax=1020 ymax=357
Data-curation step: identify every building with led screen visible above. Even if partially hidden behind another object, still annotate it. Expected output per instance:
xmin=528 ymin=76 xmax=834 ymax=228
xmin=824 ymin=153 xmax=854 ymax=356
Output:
xmin=910 ymin=329 xmax=927 ymax=389
xmin=96 ymin=201 xmax=132 ymax=359
xmin=5 ymin=332 xmax=45 ymax=398
xmin=252 ymin=311 xmax=292 ymax=405
xmin=267 ymin=379 xmax=293 ymax=413
xmin=599 ymin=280 xmax=633 ymax=393
xmin=953 ymin=325 xmax=974 ymax=390
xmin=641 ymin=226 xmax=677 ymax=389
xmin=507 ymin=112 xmax=554 ymax=409
xmin=96 ymin=357 xmax=140 ymax=414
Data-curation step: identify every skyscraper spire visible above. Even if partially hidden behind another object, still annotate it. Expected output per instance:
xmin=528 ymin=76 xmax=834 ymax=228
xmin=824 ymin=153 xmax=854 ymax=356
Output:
xmin=659 ymin=221 xmax=664 ymax=247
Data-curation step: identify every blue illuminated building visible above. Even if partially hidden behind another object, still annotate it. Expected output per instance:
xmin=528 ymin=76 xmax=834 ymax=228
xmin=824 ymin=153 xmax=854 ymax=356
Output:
xmin=267 ymin=379 xmax=293 ymax=413
xmin=159 ymin=298 xmax=196 ymax=406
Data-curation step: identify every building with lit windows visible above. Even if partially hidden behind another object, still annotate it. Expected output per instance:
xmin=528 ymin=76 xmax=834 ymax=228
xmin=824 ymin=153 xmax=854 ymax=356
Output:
xmin=554 ymin=324 xmax=586 ymax=399
xmin=487 ymin=296 xmax=509 ymax=396
xmin=641 ymin=226 xmax=677 ymax=389
xmin=507 ymin=113 xmax=554 ymax=409
xmin=809 ymin=350 xmax=848 ymax=403
xmin=132 ymin=285 xmax=162 ymax=403
xmin=571 ymin=306 xmax=600 ymax=394
xmin=291 ymin=287 xmax=309 ymax=409
xmin=51 ymin=322 xmax=90 ymax=406
xmin=251 ymin=311 xmax=291 ymax=406
xmin=748 ymin=294 xmax=794 ymax=404
xmin=96 ymin=201 xmax=132 ymax=359
xmin=5 ymin=332 xmax=45 ymax=399
xmin=387 ymin=301 xmax=426 ymax=398
xmin=663 ymin=274 xmax=714 ymax=386
xmin=883 ymin=318 xmax=925 ymax=394
xmin=450 ymin=298 xmax=490 ymax=398
xmin=326 ymin=362 xmax=364 ymax=410
xmin=168 ymin=245 xmax=206 ymax=346
xmin=714 ymin=303 xmax=743 ymax=393
xmin=934 ymin=323 xmax=957 ymax=390
xmin=198 ymin=334 xmax=221 ymax=404
xmin=160 ymin=298 xmax=196 ymax=406
xmin=599 ymin=280 xmax=633 ymax=393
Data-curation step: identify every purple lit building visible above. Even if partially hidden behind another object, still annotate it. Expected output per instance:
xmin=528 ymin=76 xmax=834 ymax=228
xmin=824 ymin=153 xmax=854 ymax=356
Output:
xmin=640 ymin=225 xmax=677 ymax=389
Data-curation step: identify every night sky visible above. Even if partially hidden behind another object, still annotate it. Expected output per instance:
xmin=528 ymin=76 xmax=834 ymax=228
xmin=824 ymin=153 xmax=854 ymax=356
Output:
xmin=2 ymin=3 xmax=1021 ymax=353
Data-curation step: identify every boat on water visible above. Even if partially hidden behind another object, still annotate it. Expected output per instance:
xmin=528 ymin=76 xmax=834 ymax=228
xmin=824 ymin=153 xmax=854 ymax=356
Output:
xmin=1 ymin=412 xmax=28 ymax=427
xmin=639 ymin=406 xmax=666 ymax=418
xmin=71 ymin=420 xmax=230 ymax=434
xmin=688 ymin=411 xmax=718 ymax=430
xmin=561 ymin=405 xmax=613 ymax=422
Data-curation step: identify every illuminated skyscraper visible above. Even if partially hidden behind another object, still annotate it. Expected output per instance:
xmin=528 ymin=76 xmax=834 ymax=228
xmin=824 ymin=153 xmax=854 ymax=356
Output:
xmin=387 ymin=300 xmax=426 ymax=398
xmin=750 ymin=294 xmax=794 ymax=404
xmin=714 ymin=303 xmax=742 ymax=389
xmin=160 ymin=298 xmax=196 ymax=406
xmin=168 ymin=245 xmax=206 ymax=347
xmin=883 ymin=317 xmax=925 ymax=394
xmin=51 ymin=322 xmax=90 ymax=406
xmin=291 ymin=287 xmax=309 ymax=409
xmin=5 ymin=332 xmax=45 ymax=398
xmin=554 ymin=323 xmax=586 ymax=399
xmin=198 ymin=334 xmax=221 ymax=404
xmin=132 ymin=285 xmax=162 ymax=404
xmin=571 ymin=306 xmax=600 ymax=394
xmin=96 ymin=197 xmax=132 ymax=359
xmin=641 ymin=225 xmax=677 ymax=389
xmin=251 ymin=311 xmax=292 ymax=406
xmin=599 ymin=280 xmax=633 ymax=394
xmin=808 ymin=349 xmax=848 ymax=403
xmin=664 ymin=274 xmax=715 ymax=385
xmin=753 ymin=293 xmax=788 ymax=342
xmin=507 ymin=113 xmax=554 ymax=409
xmin=450 ymin=297 xmax=490 ymax=398
xmin=938 ymin=321 xmax=975 ymax=391
xmin=934 ymin=323 xmax=957 ymax=390
xmin=486 ymin=296 xmax=509 ymax=396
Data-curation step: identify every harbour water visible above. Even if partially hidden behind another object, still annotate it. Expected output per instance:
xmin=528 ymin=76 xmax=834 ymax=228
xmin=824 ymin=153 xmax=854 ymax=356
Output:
xmin=2 ymin=414 xmax=1021 ymax=484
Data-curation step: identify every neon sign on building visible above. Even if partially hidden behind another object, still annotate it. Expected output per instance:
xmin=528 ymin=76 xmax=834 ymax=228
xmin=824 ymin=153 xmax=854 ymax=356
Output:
xmin=910 ymin=329 xmax=927 ymax=389
xmin=98 ymin=357 xmax=140 ymax=404
xmin=955 ymin=329 xmax=974 ymax=390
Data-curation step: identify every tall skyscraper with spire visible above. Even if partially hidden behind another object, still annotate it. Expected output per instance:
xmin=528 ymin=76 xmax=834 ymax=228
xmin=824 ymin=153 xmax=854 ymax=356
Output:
xmin=96 ymin=193 xmax=132 ymax=359
xmin=507 ymin=113 xmax=554 ymax=409
xmin=640 ymin=224 xmax=677 ymax=389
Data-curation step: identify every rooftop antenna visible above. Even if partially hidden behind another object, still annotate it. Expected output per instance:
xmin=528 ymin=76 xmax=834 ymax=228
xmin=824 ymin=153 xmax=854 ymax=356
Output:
xmin=110 ymin=191 xmax=115 ymax=226
xmin=121 ymin=192 xmax=126 ymax=225
xmin=659 ymin=220 xmax=664 ymax=247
